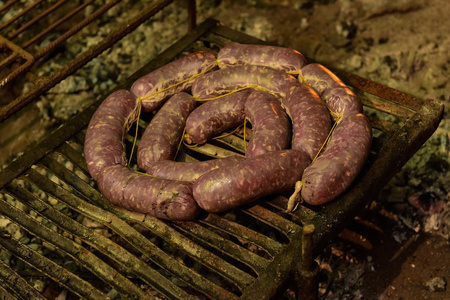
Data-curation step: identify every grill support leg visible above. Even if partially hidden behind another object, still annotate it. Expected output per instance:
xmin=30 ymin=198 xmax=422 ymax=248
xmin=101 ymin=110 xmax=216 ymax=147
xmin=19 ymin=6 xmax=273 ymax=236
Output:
xmin=295 ymin=224 xmax=319 ymax=300
xmin=187 ymin=0 xmax=196 ymax=31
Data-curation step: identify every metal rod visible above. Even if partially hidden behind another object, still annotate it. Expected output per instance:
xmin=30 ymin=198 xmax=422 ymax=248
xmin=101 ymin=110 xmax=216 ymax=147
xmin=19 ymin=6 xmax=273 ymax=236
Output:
xmin=0 ymin=191 xmax=149 ymax=299
xmin=0 ymin=253 xmax=47 ymax=300
xmin=7 ymin=0 xmax=70 ymax=40
xmin=0 ymin=232 xmax=109 ymax=300
xmin=0 ymin=52 xmax=18 ymax=69
xmin=187 ymin=0 xmax=196 ymax=31
xmin=33 ymin=0 xmax=123 ymax=60
xmin=301 ymin=224 xmax=315 ymax=270
xmin=0 ymin=0 xmax=173 ymax=123
xmin=0 ymin=0 xmax=43 ymax=32
xmin=22 ymin=0 xmax=96 ymax=49
xmin=0 ymin=0 xmax=18 ymax=15
xmin=295 ymin=224 xmax=318 ymax=300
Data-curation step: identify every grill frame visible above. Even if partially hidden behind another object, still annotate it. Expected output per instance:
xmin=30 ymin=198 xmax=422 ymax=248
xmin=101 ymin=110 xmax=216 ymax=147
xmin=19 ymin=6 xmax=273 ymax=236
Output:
xmin=0 ymin=17 xmax=444 ymax=299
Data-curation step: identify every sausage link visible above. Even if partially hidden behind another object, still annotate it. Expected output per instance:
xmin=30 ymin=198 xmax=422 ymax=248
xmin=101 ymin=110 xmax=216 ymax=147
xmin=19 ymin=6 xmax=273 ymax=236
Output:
xmin=84 ymin=90 xmax=139 ymax=181
xmin=244 ymin=90 xmax=291 ymax=158
xmin=98 ymin=165 xmax=200 ymax=220
xmin=191 ymin=65 xmax=299 ymax=100
xmin=145 ymin=156 xmax=246 ymax=183
xmin=193 ymin=150 xmax=311 ymax=213
xmin=131 ymin=51 xmax=217 ymax=112
xmin=281 ymin=84 xmax=331 ymax=161
xmin=217 ymin=43 xmax=307 ymax=74
xmin=137 ymin=92 xmax=196 ymax=170
xmin=185 ymin=90 xmax=251 ymax=144
xmin=299 ymin=63 xmax=363 ymax=117
xmin=301 ymin=113 xmax=372 ymax=205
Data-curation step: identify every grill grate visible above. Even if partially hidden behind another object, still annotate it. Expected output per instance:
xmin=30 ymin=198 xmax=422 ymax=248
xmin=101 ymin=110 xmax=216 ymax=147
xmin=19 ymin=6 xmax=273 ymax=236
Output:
xmin=0 ymin=0 xmax=177 ymax=122
xmin=0 ymin=18 xmax=444 ymax=299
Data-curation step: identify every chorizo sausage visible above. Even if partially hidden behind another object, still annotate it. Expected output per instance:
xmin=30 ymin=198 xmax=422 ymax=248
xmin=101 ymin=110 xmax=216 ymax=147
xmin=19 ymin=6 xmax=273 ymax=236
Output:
xmin=191 ymin=65 xmax=299 ymax=100
xmin=184 ymin=90 xmax=251 ymax=144
xmin=137 ymin=92 xmax=196 ymax=171
xmin=144 ymin=156 xmax=246 ymax=183
xmin=84 ymin=90 xmax=139 ymax=181
xmin=85 ymin=91 xmax=200 ymax=220
xmin=217 ymin=43 xmax=307 ymax=74
xmin=281 ymin=84 xmax=331 ymax=161
xmin=244 ymin=90 xmax=291 ymax=158
xmin=131 ymin=51 xmax=217 ymax=112
xmin=299 ymin=63 xmax=363 ymax=117
xmin=301 ymin=113 xmax=372 ymax=205
xmin=193 ymin=150 xmax=311 ymax=213
xmin=98 ymin=165 xmax=200 ymax=220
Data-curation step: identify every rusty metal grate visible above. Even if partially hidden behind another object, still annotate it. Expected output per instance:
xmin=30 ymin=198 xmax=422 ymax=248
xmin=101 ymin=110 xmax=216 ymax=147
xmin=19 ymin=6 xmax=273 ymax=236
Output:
xmin=0 ymin=0 xmax=179 ymax=122
xmin=0 ymin=18 xmax=444 ymax=299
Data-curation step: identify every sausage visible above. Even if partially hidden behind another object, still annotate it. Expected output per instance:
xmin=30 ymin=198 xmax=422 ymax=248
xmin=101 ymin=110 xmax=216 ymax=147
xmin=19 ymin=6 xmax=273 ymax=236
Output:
xmin=193 ymin=150 xmax=311 ymax=213
xmin=144 ymin=156 xmax=246 ymax=183
xmin=131 ymin=51 xmax=217 ymax=112
xmin=321 ymin=86 xmax=363 ymax=119
xmin=98 ymin=165 xmax=200 ymax=220
xmin=184 ymin=90 xmax=251 ymax=144
xmin=137 ymin=92 xmax=196 ymax=171
xmin=281 ymin=84 xmax=331 ymax=161
xmin=244 ymin=90 xmax=291 ymax=158
xmin=217 ymin=43 xmax=307 ymax=74
xmin=301 ymin=113 xmax=372 ymax=205
xmin=299 ymin=63 xmax=363 ymax=118
xmin=84 ymin=90 xmax=139 ymax=181
xmin=191 ymin=65 xmax=299 ymax=100
xmin=85 ymin=90 xmax=200 ymax=220
xmin=299 ymin=63 xmax=347 ymax=96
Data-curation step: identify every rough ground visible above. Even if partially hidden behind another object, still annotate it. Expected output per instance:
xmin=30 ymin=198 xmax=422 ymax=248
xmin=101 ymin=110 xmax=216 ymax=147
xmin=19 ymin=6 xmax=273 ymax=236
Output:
xmin=214 ymin=0 xmax=449 ymax=299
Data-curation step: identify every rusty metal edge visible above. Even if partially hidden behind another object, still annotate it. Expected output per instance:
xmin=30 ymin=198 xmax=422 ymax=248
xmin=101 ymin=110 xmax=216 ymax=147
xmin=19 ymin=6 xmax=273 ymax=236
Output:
xmin=0 ymin=18 xmax=220 ymax=189
xmin=310 ymin=98 xmax=444 ymax=257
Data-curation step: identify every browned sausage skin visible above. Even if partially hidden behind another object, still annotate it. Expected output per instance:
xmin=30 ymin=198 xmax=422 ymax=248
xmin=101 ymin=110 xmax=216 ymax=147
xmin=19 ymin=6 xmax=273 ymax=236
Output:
xmin=131 ymin=51 xmax=217 ymax=112
xmin=299 ymin=63 xmax=363 ymax=118
xmin=184 ymin=90 xmax=251 ymax=144
xmin=193 ymin=150 xmax=311 ymax=213
xmin=137 ymin=92 xmax=196 ymax=170
xmin=244 ymin=90 xmax=291 ymax=158
xmin=301 ymin=113 xmax=372 ymax=205
xmin=217 ymin=43 xmax=307 ymax=74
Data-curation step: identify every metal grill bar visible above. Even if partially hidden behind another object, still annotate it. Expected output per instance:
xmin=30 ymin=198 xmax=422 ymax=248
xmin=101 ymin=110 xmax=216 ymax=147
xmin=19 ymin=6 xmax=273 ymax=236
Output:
xmin=21 ymin=166 xmax=238 ymax=299
xmin=0 ymin=283 xmax=16 ymax=300
xmin=0 ymin=0 xmax=43 ymax=32
xmin=173 ymin=221 xmax=271 ymax=273
xmin=0 ymin=0 xmax=174 ymax=122
xmin=0 ymin=190 xmax=151 ymax=299
xmin=6 ymin=176 xmax=192 ymax=299
xmin=7 ymin=0 xmax=70 ymax=40
xmin=0 ymin=0 xmax=18 ymax=14
xmin=21 ymin=0 xmax=96 ymax=49
xmin=38 ymin=153 xmax=257 ymax=289
xmin=0 ymin=232 xmax=109 ymax=300
xmin=201 ymin=214 xmax=283 ymax=256
xmin=0 ymin=255 xmax=47 ymax=300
